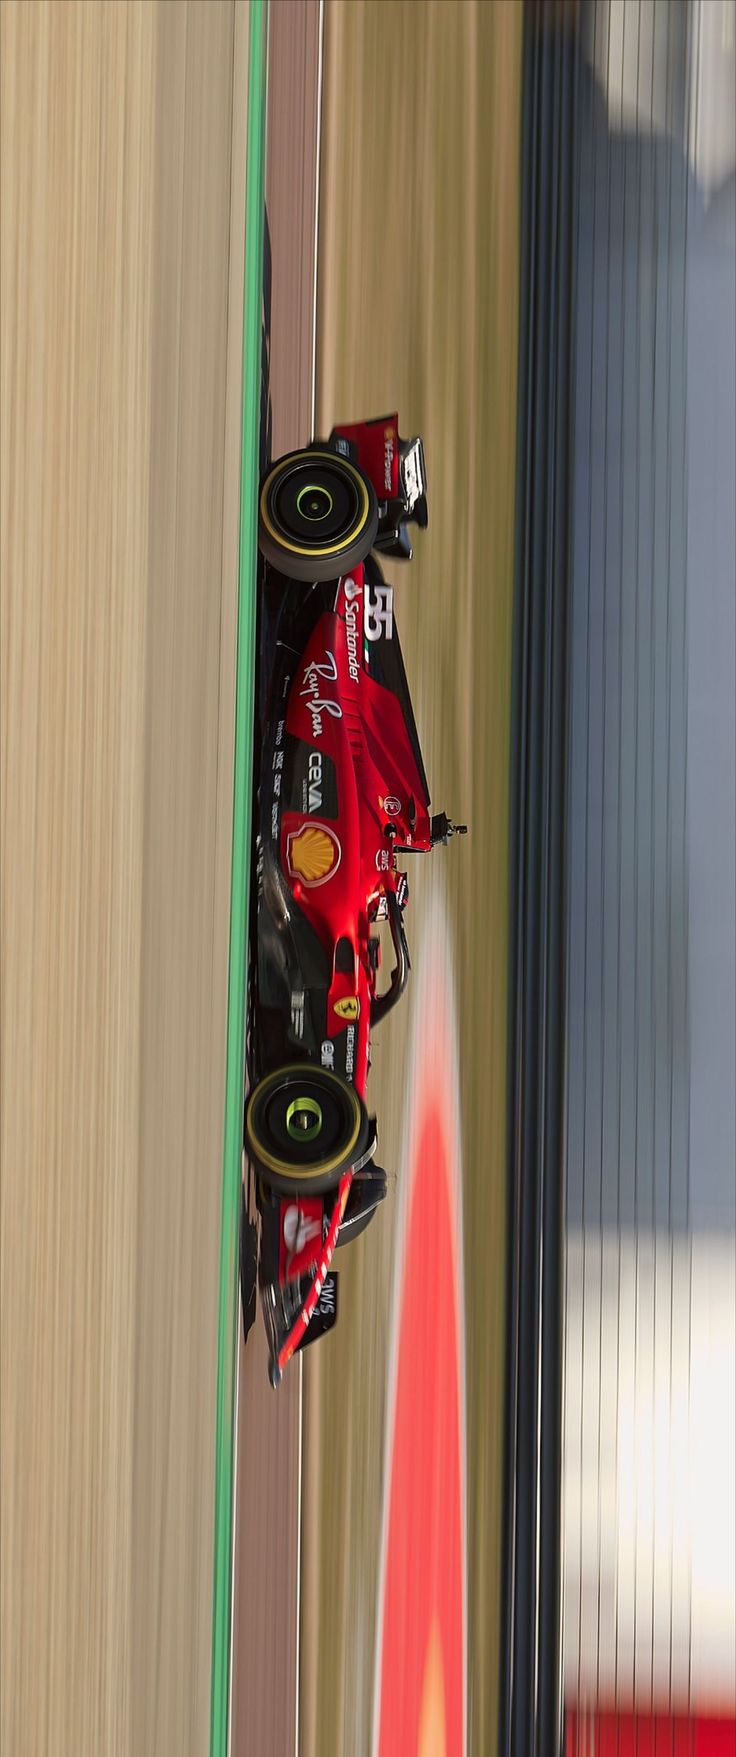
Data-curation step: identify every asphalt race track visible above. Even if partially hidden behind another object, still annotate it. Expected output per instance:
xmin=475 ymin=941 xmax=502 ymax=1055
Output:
xmin=230 ymin=5 xmax=323 ymax=1753
xmin=2 ymin=7 xmax=521 ymax=1756
xmin=302 ymin=9 xmax=521 ymax=1755
xmin=233 ymin=13 xmax=521 ymax=1755
xmin=8 ymin=8 xmax=734 ymax=1756
xmin=2 ymin=5 xmax=249 ymax=1753
xmin=1 ymin=8 xmax=325 ymax=1752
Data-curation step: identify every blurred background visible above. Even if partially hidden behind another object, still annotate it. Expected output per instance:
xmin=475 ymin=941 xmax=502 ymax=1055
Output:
xmin=563 ymin=0 xmax=735 ymax=1736
xmin=2 ymin=3 xmax=734 ymax=1756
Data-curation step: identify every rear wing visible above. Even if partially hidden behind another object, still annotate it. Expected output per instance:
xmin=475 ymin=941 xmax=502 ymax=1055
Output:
xmin=328 ymin=414 xmax=429 ymax=562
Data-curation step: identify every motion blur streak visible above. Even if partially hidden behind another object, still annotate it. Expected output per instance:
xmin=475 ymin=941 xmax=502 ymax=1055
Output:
xmin=301 ymin=7 xmax=522 ymax=1754
xmin=372 ymin=893 xmax=466 ymax=1757
xmin=210 ymin=4 xmax=264 ymax=1753
xmin=1 ymin=5 xmax=248 ymax=1754
xmin=561 ymin=0 xmax=735 ymax=1743
xmin=566 ymin=1709 xmax=736 ymax=1757
xmin=229 ymin=5 xmax=325 ymax=1755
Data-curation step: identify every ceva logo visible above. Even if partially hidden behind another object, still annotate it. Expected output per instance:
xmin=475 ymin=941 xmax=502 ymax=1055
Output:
xmin=308 ymin=750 xmax=322 ymax=812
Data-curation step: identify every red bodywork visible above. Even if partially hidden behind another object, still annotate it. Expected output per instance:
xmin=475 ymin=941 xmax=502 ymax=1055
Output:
xmin=280 ymin=566 xmax=432 ymax=1103
xmin=256 ymin=413 xmax=447 ymax=1381
xmin=332 ymin=412 xmax=402 ymax=501
xmin=269 ymin=564 xmax=435 ymax=1377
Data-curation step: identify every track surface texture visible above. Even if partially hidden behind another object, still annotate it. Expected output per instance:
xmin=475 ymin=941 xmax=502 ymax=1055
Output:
xmin=1 ymin=6 xmax=249 ymax=1753
xmin=301 ymin=7 xmax=522 ymax=1757
xmin=229 ymin=6 xmax=323 ymax=1756
xmin=2 ymin=5 xmax=522 ymax=1756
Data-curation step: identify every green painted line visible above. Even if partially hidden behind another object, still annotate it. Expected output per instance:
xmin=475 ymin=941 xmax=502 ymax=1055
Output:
xmin=210 ymin=4 xmax=266 ymax=1755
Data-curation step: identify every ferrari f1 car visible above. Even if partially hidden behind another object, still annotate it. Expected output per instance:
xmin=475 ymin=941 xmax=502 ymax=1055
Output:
xmin=245 ymin=414 xmax=465 ymax=1384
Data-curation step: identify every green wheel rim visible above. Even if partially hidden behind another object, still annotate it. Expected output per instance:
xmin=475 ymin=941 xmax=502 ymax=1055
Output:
xmin=295 ymin=482 xmax=334 ymax=522
xmin=285 ymin=1095 xmax=323 ymax=1142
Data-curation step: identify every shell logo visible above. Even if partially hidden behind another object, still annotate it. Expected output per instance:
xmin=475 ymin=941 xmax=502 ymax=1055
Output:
xmin=286 ymin=822 xmax=341 ymax=887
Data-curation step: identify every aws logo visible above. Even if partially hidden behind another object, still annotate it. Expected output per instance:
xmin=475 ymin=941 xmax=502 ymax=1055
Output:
xmin=287 ymin=822 xmax=341 ymax=887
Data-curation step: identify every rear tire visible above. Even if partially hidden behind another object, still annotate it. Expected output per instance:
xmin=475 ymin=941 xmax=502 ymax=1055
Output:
xmin=245 ymin=1062 xmax=369 ymax=1197
xmin=259 ymin=448 xmax=379 ymax=582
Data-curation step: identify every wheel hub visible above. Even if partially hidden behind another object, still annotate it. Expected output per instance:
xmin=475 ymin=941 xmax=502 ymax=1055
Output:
xmin=285 ymin=1095 xmax=323 ymax=1142
xmin=295 ymin=482 xmax=334 ymax=523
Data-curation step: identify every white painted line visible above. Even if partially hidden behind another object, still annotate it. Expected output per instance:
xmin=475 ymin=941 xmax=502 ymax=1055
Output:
xmin=310 ymin=0 xmax=325 ymax=435
xmin=225 ymin=0 xmax=253 ymax=1747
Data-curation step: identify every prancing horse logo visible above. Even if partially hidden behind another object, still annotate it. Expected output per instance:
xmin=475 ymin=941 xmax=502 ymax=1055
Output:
xmin=334 ymin=995 xmax=360 ymax=1022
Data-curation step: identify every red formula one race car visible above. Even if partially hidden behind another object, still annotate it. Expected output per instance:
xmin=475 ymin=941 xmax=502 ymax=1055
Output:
xmin=244 ymin=415 xmax=465 ymax=1384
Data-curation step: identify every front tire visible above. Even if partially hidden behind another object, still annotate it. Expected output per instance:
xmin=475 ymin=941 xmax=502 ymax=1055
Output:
xmin=245 ymin=1062 xmax=369 ymax=1196
xmin=259 ymin=448 xmax=379 ymax=581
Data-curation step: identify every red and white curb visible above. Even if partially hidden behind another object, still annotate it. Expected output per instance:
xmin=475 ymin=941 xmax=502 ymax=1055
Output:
xmin=371 ymin=887 xmax=467 ymax=1757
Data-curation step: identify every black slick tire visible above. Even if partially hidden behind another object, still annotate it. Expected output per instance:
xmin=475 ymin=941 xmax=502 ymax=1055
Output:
xmin=245 ymin=1062 xmax=369 ymax=1197
xmin=259 ymin=448 xmax=379 ymax=582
